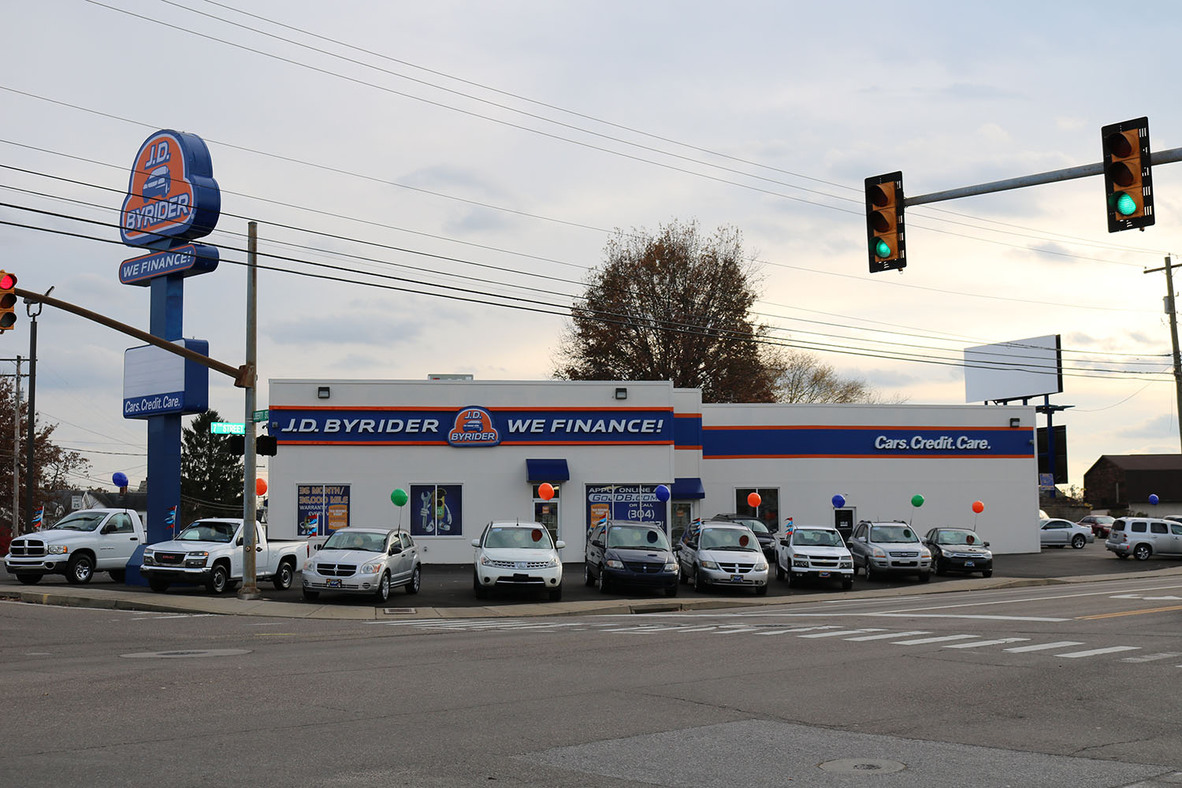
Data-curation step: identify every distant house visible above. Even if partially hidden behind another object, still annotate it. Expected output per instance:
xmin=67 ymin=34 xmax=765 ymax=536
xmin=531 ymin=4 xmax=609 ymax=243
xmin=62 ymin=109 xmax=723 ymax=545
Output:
xmin=1083 ymin=454 xmax=1182 ymax=511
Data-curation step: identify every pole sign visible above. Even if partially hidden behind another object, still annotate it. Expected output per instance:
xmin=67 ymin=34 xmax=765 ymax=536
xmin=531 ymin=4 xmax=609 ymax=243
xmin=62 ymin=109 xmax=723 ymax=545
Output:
xmin=120 ymin=130 xmax=221 ymax=250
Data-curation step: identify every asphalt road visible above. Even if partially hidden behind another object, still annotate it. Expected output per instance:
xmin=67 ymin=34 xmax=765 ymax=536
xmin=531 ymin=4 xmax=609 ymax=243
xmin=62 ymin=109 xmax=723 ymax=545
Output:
xmin=3 ymin=572 xmax=1181 ymax=787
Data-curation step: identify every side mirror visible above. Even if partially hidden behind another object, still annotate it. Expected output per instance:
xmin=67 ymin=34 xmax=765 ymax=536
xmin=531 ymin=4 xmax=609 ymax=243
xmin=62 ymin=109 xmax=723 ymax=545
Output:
xmin=555 ymin=540 xmax=566 ymax=549
xmin=470 ymin=539 xmax=480 ymax=548
xmin=236 ymin=537 xmax=244 ymax=546
xmin=592 ymin=540 xmax=603 ymax=548
xmin=984 ymin=541 xmax=991 ymax=547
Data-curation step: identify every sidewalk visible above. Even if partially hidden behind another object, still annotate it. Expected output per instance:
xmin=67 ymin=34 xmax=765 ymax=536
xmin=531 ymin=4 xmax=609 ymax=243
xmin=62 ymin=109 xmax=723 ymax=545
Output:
xmin=3 ymin=565 xmax=1179 ymax=621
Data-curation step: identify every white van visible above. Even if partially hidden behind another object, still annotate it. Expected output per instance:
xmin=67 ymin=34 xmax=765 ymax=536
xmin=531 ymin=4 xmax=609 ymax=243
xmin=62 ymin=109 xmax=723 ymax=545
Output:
xmin=1105 ymin=517 xmax=1182 ymax=561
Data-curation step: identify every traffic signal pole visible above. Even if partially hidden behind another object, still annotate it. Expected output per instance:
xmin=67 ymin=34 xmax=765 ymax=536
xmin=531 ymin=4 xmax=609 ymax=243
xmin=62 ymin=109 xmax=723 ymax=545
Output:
xmin=240 ymin=221 xmax=260 ymax=600
xmin=1144 ymin=256 xmax=1182 ymax=454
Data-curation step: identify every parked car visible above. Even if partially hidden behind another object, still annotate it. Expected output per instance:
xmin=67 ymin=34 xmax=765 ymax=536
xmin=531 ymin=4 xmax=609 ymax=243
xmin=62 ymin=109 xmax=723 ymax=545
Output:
xmin=1105 ymin=517 xmax=1182 ymax=561
xmin=1038 ymin=518 xmax=1093 ymax=549
xmin=472 ymin=521 xmax=565 ymax=601
xmin=708 ymin=515 xmax=776 ymax=559
xmin=847 ymin=521 xmax=931 ymax=582
xmin=922 ymin=527 xmax=993 ymax=577
xmin=775 ymin=524 xmax=853 ymax=589
xmin=675 ymin=520 xmax=769 ymax=595
xmin=302 ymin=527 xmax=421 ymax=602
xmin=1078 ymin=515 xmax=1115 ymax=539
xmin=584 ymin=521 xmax=678 ymax=596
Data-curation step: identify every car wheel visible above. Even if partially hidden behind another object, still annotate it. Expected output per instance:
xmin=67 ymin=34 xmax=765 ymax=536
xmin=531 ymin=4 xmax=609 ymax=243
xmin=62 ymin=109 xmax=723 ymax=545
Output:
xmin=863 ymin=561 xmax=876 ymax=582
xmin=548 ymin=584 xmax=563 ymax=602
xmin=473 ymin=571 xmax=488 ymax=599
xmin=66 ymin=553 xmax=94 ymax=585
xmin=1133 ymin=543 xmax=1152 ymax=561
xmin=374 ymin=572 xmax=391 ymax=603
xmin=206 ymin=563 xmax=230 ymax=594
xmin=1071 ymin=534 xmax=1086 ymax=549
xmin=933 ymin=555 xmax=946 ymax=576
xmin=693 ymin=566 xmax=707 ymax=593
xmin=148 ymin=577 xmax=170 ymax=593
xmin=272 ymin=560 xmax=295 ymax=590
xmin=841 ymin=577 xmax=853 ymax=590
xmin=665 ymin=583 xmax=679 ymax=598
xmin=597 ymin=568 xmax=611 ymax=594
xmin=755 ymin=582 xmax=768 ymax=596
xmin=917 ymin=572 xmax=931 ymax=583
xmin=787 ymin=570 xmax=798 ymax=589
xmin=302 ymin=588 xmax=320 ymax=601
xmin=583 ymin=563 xmax=595 ymax=587
xmin=775 ymin=561 xmax=785 ymax=581
xmin=405 ymin=565 xmax=421 ymax=595
xmin=109 ymin=569 xmax=126 ymax=583
xmin=981 ymin=569 xmax=993 ymax=578
xmin=15 ymin=573 xmax=42 ymax=585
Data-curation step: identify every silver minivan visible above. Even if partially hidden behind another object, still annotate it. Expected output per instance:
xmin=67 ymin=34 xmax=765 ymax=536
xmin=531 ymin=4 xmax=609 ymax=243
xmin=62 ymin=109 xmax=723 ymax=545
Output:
xmin=1105 ymin=517 xmax=1182 ymax=561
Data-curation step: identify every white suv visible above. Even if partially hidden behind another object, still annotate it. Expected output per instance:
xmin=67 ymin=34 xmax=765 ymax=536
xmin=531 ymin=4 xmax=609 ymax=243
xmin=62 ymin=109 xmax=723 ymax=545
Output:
xmin=775 ymin=525 xmax=854 ymax=589
xmin=472 ymin=521 xmax=565 ymax=601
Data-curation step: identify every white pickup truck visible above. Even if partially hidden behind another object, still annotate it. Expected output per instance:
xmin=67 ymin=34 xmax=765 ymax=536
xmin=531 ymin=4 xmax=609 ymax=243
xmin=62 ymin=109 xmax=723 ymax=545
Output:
xmin=4 ymin=508 xmax=146 ymax=585
xmin=140 ymin=518 xmax=309 ymax=594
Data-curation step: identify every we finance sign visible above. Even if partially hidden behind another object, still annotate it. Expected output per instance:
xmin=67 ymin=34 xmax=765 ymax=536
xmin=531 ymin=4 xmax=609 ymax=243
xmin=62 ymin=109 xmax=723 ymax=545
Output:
xmin=269 ymin=406 xmax=674 ymax=447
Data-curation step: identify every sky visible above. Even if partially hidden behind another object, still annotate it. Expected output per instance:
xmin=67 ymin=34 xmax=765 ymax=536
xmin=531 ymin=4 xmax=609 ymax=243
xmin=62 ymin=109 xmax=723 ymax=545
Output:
xmin=2 ymin=0 xmax=1182 ymax=499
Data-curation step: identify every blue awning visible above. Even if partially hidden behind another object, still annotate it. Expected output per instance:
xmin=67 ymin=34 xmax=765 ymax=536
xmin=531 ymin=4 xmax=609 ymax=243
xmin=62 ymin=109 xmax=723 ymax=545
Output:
xmin=526 ymin=458 xmax=570 ymax=483
xmin=671 ymin=477 xmax=705 ymax=499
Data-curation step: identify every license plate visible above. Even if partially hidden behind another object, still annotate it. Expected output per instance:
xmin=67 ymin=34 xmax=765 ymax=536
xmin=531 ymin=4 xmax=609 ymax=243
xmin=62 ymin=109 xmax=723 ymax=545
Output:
xmin=327 ymin=579 xmax=341 ymax=588
xmin=730 ymin=575 xmax=743 ymax=582
xmin=818 ymin=571 xmax=830 ymax=577
xmin=964 ymin=561 xmax=975 ymax=567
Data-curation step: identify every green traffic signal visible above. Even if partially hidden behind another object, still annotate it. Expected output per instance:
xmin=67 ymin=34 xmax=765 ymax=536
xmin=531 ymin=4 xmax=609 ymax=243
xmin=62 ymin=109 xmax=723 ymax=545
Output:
xmin=1115 ymin=192 xmax=1138 ymax=216
xmin=875 ymin=239 xmax=892 ymax=258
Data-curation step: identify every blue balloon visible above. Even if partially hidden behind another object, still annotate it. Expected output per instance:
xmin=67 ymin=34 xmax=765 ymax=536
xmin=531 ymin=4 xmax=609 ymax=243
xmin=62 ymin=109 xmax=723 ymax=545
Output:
xmin=1149 ymin=493 xmax=1160 ymax=505
xmin=831 ymin=494 xmax=845 ymax=508
xmin=655 ymin=484 xmax=670 ymax=503
xmin=112 ymin=472 xmax=129 ymax=488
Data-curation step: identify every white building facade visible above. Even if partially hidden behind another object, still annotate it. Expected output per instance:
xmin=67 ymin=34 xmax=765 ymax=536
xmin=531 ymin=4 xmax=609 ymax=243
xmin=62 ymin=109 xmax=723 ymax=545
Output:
xmin=266 ymin=378 xmax=1040 ymax=562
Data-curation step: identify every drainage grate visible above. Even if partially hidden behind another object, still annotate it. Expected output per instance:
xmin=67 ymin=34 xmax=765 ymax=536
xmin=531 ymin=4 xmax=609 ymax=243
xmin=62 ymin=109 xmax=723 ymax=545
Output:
xmin=818 ymin=759 xmax=906 ymax=774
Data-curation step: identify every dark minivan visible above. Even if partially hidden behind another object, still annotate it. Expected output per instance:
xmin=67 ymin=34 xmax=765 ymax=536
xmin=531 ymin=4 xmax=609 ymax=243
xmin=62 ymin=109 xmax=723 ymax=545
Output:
xmin=584 ymin=521 xmax=679 ymax=597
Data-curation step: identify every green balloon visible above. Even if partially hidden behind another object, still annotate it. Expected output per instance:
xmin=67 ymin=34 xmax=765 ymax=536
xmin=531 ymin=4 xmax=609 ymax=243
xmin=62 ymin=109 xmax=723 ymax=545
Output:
xmin=391 ymin=488 xmax=408 ymax=507
xmin=911 ymin=494 xmax=925 ymax=508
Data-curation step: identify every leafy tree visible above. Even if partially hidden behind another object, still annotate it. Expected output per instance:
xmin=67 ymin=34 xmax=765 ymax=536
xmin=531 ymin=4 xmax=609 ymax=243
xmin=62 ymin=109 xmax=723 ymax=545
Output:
xmin=180 ymin=410 xmax=243 ymax=524
xmin=554 ymin=220 xmax=780 ymax=403
xmin=0 ymin=380 xmax=91 ymax=537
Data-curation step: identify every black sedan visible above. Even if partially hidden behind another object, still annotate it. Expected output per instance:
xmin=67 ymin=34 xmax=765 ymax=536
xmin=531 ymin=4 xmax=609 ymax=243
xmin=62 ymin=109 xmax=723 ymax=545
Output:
xmin=584 ymin=522 xmax=679 ymax=597
xmin=923 ymin=527 xmax=993 ymax=577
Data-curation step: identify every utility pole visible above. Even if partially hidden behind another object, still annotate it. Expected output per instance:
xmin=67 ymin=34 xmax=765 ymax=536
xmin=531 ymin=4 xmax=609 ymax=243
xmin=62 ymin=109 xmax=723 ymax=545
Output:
xmin=239 ymin=221 xmax=260 ymax=600
xmin=1144 ymin=255 xmax=1182 ymax=453
xmin=25 ymin=293 xmax=46 ymax=531
xmin=12 ymin=356 xmax=19 ymax=537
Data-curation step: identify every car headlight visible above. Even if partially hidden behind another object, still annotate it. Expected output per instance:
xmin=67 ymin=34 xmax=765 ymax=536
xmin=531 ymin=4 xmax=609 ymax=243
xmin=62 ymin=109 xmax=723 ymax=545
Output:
xmin=361 ymin=561 xmax=383 ymax=574
xmin=142 ymin=551 xmax=156 ymax=566
xmin=605 ymin=559 xmax=624 ymax=569
xmin=754 ymin=561 xmax=768 ymax=572
xmin=870 ymin=547 xmax=887 ymax=558
xmin=919 ymin=549 xmax=931 ymax=560
xmin=940 ymin=548 xmax=954 ymax=557
xmin=480 ymin=555 xmax=494 ymax=566
xmin=542 ymin=557 xmax=558 ymax=568
xmin=792 ymin=557 xmax=810 ymax=568
xmin=839 ymin=560 xmax=852 ymax=569
xmin=663 ymin=562 xmax=678 ymax=572
xmin=185 ymin=551 xmax=209 ymax=568
xmin=47 ymin=544 xmax=69 ymax=555
xmin=303 ymin=558 xmax=314 ymax=572
xmin=700 ymin=560 xmax=718 ymax=570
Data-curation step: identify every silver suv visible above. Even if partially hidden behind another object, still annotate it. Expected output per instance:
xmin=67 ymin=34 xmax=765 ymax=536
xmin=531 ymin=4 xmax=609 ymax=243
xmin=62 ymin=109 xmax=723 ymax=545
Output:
xmin=848 ymin=520 xmax=932 ymax=583
xmin=1105 ymin=517 xmax=1182 ymax=561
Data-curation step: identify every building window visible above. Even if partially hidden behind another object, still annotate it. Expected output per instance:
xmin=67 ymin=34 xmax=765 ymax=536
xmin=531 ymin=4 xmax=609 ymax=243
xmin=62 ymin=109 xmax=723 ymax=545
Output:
xmin=410 ymin=484 xmax=463 ymax=537
xmin=735 ymin=488 xmax=779 ymax=533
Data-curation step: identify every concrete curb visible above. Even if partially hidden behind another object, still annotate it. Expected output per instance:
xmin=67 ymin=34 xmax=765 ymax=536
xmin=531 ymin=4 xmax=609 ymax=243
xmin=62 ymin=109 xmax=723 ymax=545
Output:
xmin=3 ymin=566 xmax=1179 ymax=620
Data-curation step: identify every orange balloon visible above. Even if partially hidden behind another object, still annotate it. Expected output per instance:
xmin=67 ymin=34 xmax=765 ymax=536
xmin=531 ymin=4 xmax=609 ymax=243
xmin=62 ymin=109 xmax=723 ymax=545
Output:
xmin=256 ymin=478 xmax=268 ymax=496
xmin=538 ymin=482 xmax=555 ymax=501
xmin=971 ymin=500 xmax=984 ymax=514
xmin=747 ymin=492 xmax=761 ymax=508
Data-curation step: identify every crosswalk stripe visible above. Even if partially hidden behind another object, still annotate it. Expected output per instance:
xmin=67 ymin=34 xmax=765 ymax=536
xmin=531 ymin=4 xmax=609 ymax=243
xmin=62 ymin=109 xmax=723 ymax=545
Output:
xmin=943 ymin=638 xmax=1030 ymax=649
xmin=757 ymin=626 xmax=838 ymax=636
xmin=799 ymin=629 xmax=885 ymax=639
xmin=1121 ymin=652 xmax=1181 ymax=663
xmin=844 ymin=630 xmax=930 ymax=641
xmin=893 ymin=634 xmax=980 ymax=645
xmin=1004 ymin=641 xmax=1084 ymax=653
xmin=1055 ymin=646 xmax=1140 ymax=659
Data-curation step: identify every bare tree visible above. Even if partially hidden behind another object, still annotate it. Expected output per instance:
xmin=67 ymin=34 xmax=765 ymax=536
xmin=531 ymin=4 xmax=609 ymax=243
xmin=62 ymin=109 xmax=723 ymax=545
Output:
xmin=771 ymin=349 xmax=899 ymax=404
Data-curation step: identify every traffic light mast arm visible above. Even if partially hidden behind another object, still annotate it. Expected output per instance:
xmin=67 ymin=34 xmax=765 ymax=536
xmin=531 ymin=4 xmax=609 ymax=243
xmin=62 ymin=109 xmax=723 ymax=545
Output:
xmin=14 ymin=287 xmax=252 ymax=387
xmin=904 ymin=145 xmax=1182 ymax=207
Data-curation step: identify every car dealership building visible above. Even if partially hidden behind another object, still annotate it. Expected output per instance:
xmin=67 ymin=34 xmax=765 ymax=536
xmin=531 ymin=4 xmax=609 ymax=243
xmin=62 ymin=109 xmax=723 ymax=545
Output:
xmin=265 ymin=378 xmax=1040 ymax=564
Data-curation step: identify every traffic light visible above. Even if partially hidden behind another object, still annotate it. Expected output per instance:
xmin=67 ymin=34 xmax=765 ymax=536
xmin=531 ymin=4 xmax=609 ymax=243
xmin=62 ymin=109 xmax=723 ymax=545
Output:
xmin=1101 ymin=117 xmax=1154 ymax=233
xmin=256 ymin=435 xmax=277 ymax=456
xmin=227 ymin=434 xmax=245 ymax=455
xmin=865 ymin=172 xmax=905 ymax=273
xmin=0 ymin=271 xmax=17 ymax=331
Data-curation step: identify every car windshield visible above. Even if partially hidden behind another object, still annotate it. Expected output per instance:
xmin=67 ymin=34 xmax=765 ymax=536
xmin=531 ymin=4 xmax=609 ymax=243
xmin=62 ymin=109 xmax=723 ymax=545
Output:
xmin=48 ymin=512 xmax=106 ymax=532
xmin=936 ymin=530 xmax=981 ymax=546
xmin=699 ymin=527 xmax=759 ymax=552
xmin=485 ymin=526 xmax=553 ymax=550
xmin=794 ymin=529 xmax=842 ymax=547
xmin=177 ymin=521 xmax=238 ymax=543
xmin=323 ymin=531 xmax=386 ymax=552
xmin=870 ymin=525 xmax=918 ymax=543
xmin=606 ymin=525 xmax=670 ymax=550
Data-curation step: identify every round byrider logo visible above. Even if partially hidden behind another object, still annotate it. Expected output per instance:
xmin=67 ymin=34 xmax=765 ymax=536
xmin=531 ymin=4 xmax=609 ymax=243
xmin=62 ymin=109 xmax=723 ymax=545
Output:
xmin=447 ymin=407 xmax=500 ymax=447
xmin=120 ymin=129 xmax=221 ymax=247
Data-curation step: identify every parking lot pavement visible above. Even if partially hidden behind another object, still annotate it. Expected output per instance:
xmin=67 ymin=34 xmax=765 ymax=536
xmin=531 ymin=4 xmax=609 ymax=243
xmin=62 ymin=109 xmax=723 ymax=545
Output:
xmin=2 ymin=543 xmax=1180 ymax=619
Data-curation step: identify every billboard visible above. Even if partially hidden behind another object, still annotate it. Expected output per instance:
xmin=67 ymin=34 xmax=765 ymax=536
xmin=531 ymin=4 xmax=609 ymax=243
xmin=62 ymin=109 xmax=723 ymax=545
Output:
xmin=122 ymin=339 xmax=209 ymax=419
xmin=964 ymin=335 xmax=1062 ymax=403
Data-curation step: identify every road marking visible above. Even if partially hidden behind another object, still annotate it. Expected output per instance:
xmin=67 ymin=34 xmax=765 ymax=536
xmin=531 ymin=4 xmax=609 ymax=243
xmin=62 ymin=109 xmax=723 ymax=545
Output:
xmin=1004 ymin=641 xmax=1084 ymax=653
xmin=799 ymin=629 xmax=885 ymax=639
xmin=893 ymin=634 xmax=981 ymax=645
xmin=844 ymin=630 xmax=930 ymax=641
xmin=1121 ymin=652 xmax=1181 ymax=663
xmin=943 ymin=638 xmax=1030 ymax=649
xmin=1111 ymin=594 xmax=1182 ymax=601
xmin=1079 ymin=604 xmax=1182 ymax=620
xmin=1056 ymin=646 xmax=1140 ymax=659
xmin=756 ymin=626 xmax=840 ymax=636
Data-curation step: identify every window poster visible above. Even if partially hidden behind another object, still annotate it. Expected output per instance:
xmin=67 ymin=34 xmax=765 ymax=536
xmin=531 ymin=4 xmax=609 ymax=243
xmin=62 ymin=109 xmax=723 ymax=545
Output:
xmin=584 ymin=484 xmax=669 ymax=536
xmin=297 ymin=484 xmax=351 ymax=537
xmin=410 ymin=484 xmax=463 ymax=537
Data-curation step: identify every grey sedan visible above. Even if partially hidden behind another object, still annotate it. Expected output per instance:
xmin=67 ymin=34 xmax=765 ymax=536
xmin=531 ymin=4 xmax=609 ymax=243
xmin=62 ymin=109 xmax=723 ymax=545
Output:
xmin=1038 ymin=518 xmax=1093 ymax=549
